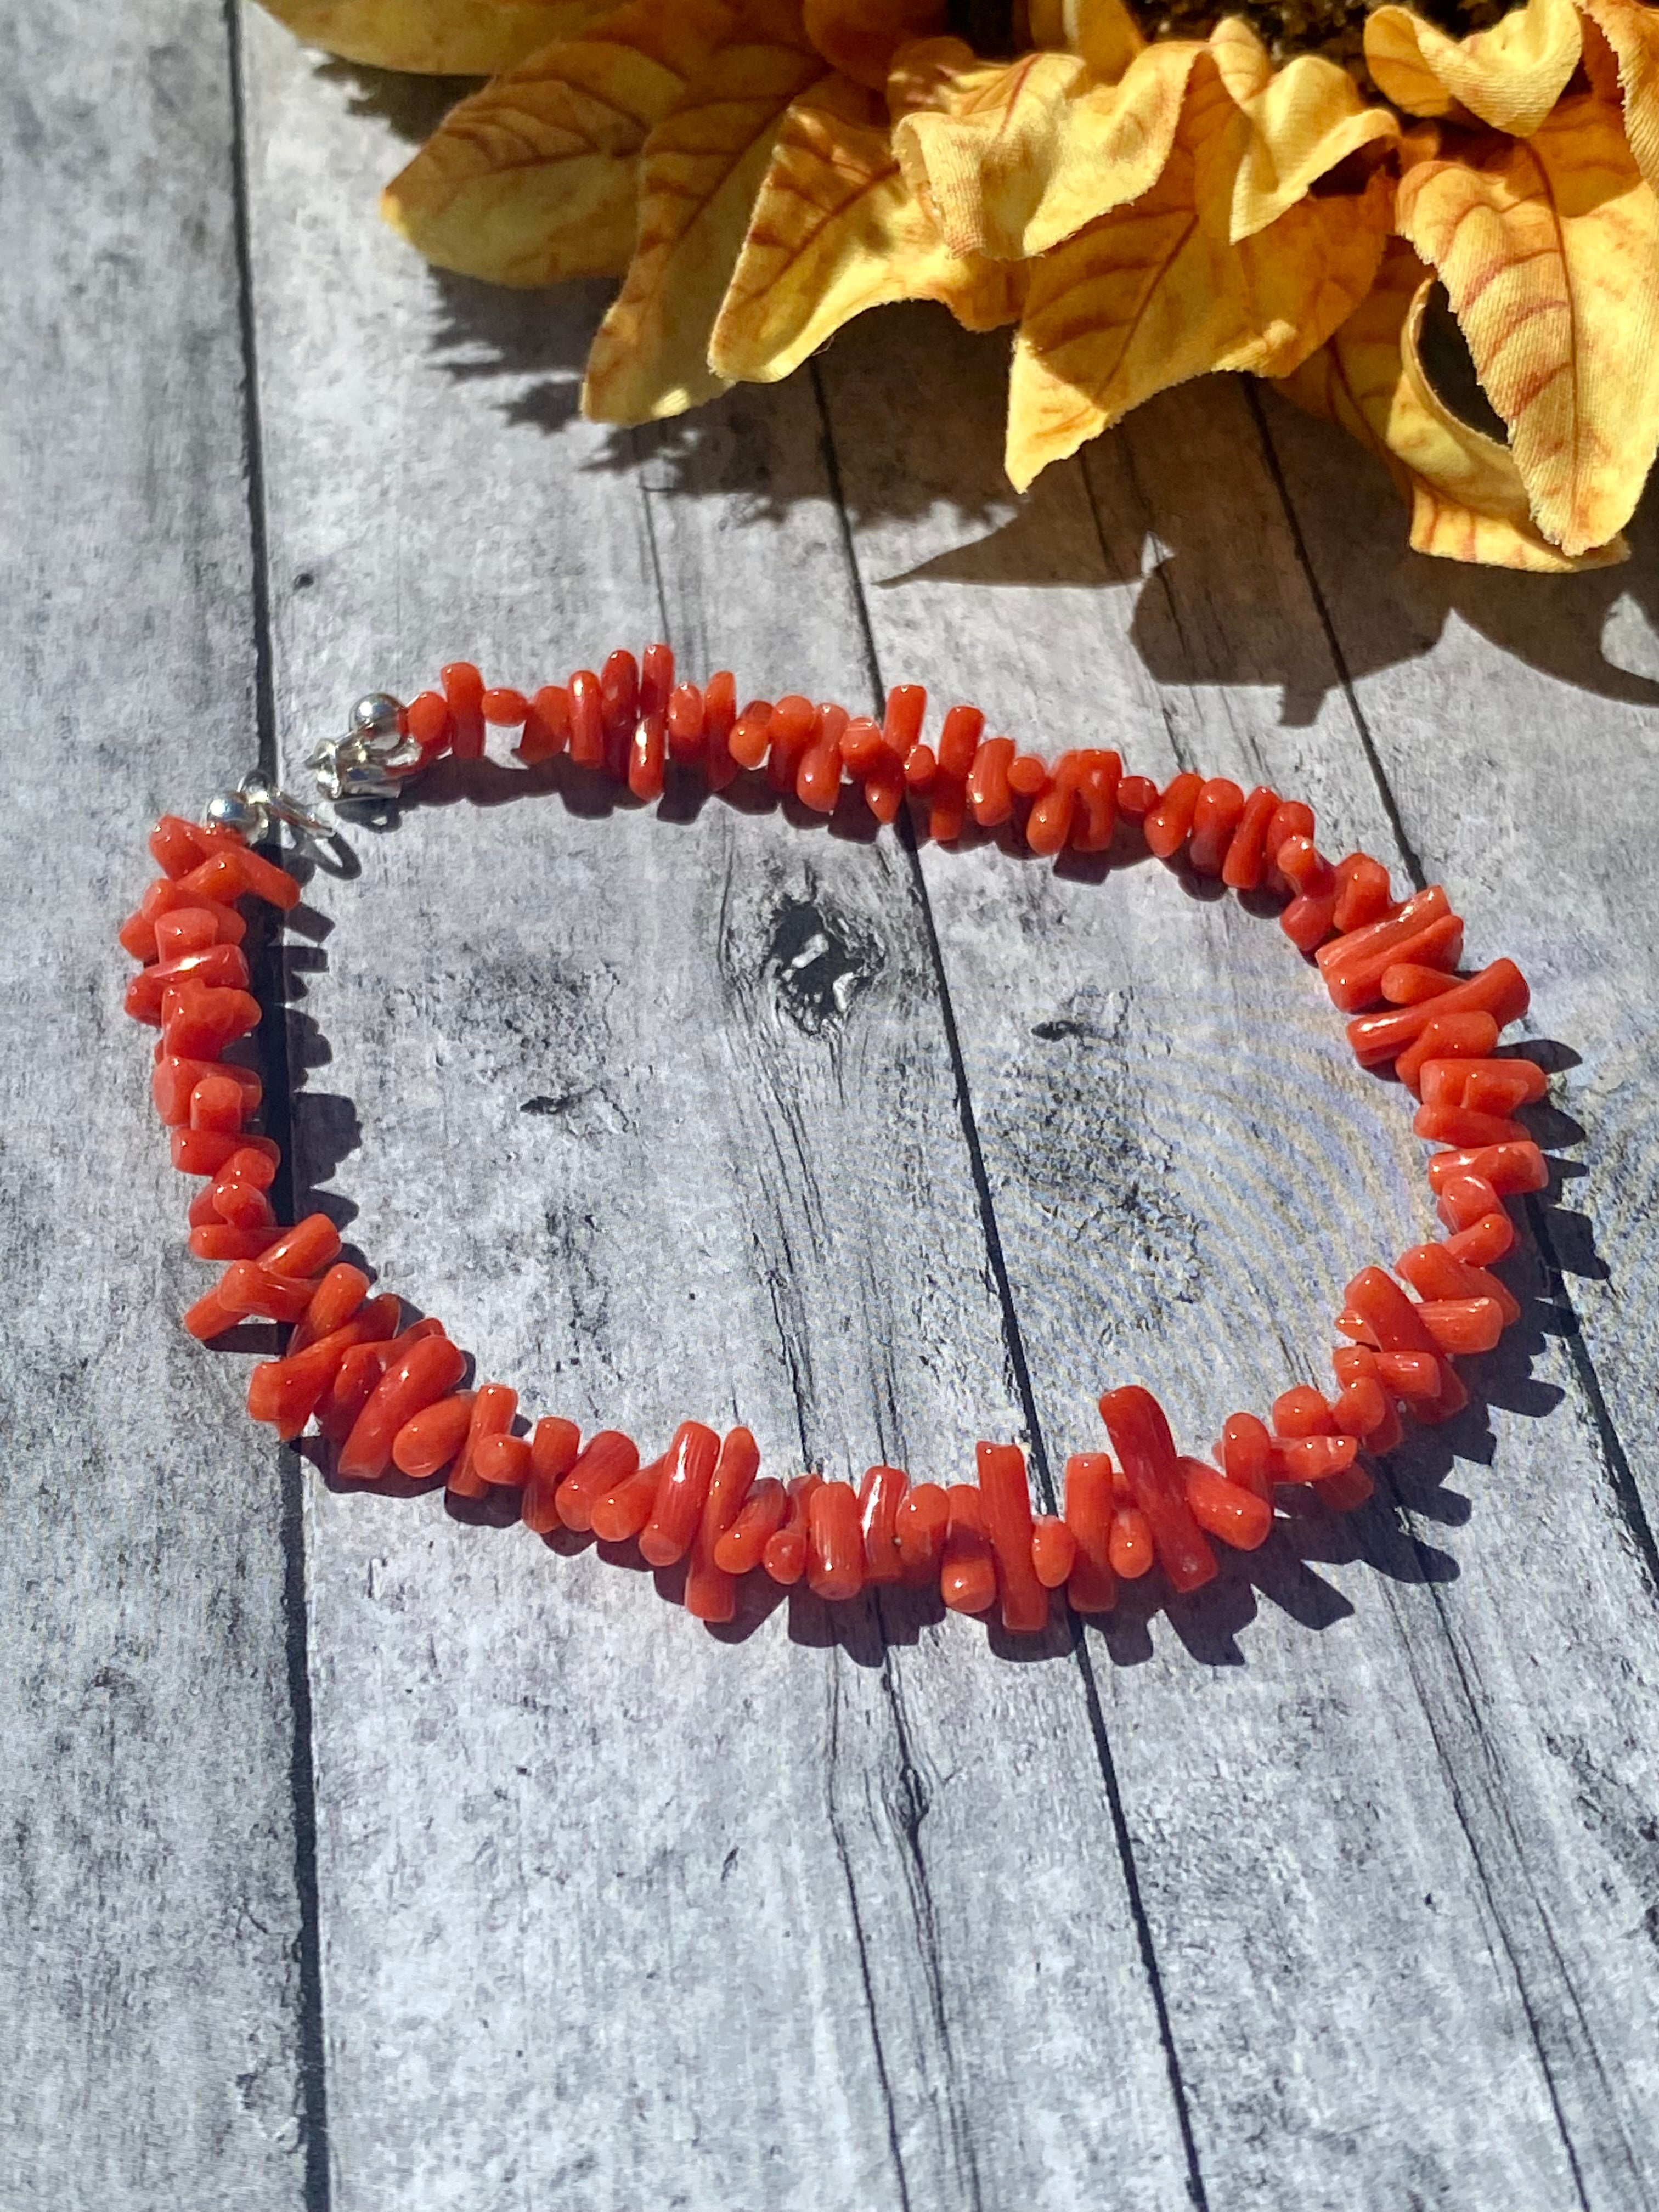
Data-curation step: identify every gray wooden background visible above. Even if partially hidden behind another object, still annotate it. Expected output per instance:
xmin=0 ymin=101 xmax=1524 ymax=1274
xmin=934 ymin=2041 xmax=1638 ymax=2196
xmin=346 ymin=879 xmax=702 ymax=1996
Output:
xmin=5 ymin=1 xmax=1659 ymax=2207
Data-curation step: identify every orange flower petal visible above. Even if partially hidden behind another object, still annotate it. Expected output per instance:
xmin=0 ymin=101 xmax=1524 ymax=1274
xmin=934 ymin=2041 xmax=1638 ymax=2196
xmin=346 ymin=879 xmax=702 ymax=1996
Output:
xmin=1577 ymin=0 xmax=1659 ymax=195
xmin=583 ymin=0 xmax=828 ymax=421
xmin=707 ymin=71 xmax=1023 ymax=387
xmin=1025 ymin=0 xmax=1146 ymax=78
xmin=380 ymin=0 xmax=735 ymax=285
xmin=1209 ymin=19 xmax=1398 ymax=241
xmin=801 ymin=0 xmax=945 ymax=88
xmin=1006 ymin=55 xmax=1391 ymax=488
xmin=1365 ymin=0 xmax=1581 ymax=137
xmin=257 ymin=0 xmax=617 ymax=75
xmin=1396 ymin=86 xmax=1659 ymax=552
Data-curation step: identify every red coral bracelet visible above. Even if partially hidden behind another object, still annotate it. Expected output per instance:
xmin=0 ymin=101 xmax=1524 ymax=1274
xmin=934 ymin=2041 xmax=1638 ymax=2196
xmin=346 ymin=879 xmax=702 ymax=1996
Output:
xmin=119 ymin=649 xmax=1551 ymax=1633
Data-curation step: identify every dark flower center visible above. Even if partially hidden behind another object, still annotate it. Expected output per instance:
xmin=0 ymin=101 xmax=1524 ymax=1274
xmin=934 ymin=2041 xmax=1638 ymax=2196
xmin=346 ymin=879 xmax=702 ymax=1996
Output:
xmin=952 ymin=0 xmax=1518 ymax=68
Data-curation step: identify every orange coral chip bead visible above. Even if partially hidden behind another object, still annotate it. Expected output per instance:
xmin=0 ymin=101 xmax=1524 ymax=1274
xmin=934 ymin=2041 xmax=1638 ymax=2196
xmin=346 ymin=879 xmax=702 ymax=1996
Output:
xmin=552 ymin=1427 xmax=637 ymax=1532
xmin=665 ymin=682 xmax=706 ymax=765
xmin=966 ymin=735 xmax=1015 ymax=827
xmin=1031 ymin=1514 xmax=1077 ymax=1589
xmin=976 ymin=1440 xmax=1048 ymax=1633
xmin=392 ymin=1392 xmax=477 ymax=1481
xmin=441 ymin=662 xmax=486 ymax=761
xmin=1397 ymin=1011 xmax=1503 ymax=1094
xmin=703 ymin=670 xmax=740 ymax=792
xmin=149 ymin=815 xmax=242 ymax=880
xmin=340 ymin=1333 xmax=467 ymax=1481
xmin=895 ymin=1481 xmax=949 ymax=1584
xmin=246 ymin=1296 xmax=400 ymax=1440
xmin=1262 ymin=798 xmax=1315 ymax=874
xmin=1331 ymin=853 xmax=1395 ymax=933
xmin=1333 ymin=1375 xmax=1390 ymax=1440
xmin=1271 ymin=1384 xmax=1337 ymax=1438
xmin=1317 ymin=883 xmax=1451 ymax=980
xmin=858 ymin=1464 xmax=907 ymax=1586
xmin=591 ymin=1456 xmax=665 ymax=1543
xmin=1116 ymin=773 xmax=1157 ymax=820
xmin=448 ymin=1383 xmax=518 ymax=1500
xmin=600 ymin=650 xmax=640 ymax=778
xmin=639 ymin=1420 xmax=721 ymax=1568
xmin=515 ymin=685 xmax=569 ymax=764
xmin=475 ymin=1432 xmax=533 ymax=1488
xmin=567 ymin=670 xmax=604 ymax=769
xmin=1143 ymin=772 xmax=1203 ymax=860
xmin=940 ymin=1485 xmax=997 ymax=1614
xmin=1397 ymin=1240 xmax=1520 ymax=1326
xmin=1062 ymin=1452 xmax=1121 ymax=1608
xmin=289 ymin=1262 xmax=371 ymax=1352
xmin=188 ymin=1224 xmax=284 ymax=1262
xmin=727 ymin=700 xmax=774 ymax=771
xmin=641 ymin=642 xmax=675 ymax=719
xmin=1266 ymin=1434 xmax=1360 ymax=1485
xmin=254 ymin=1214 xmax=343 ymax=1282
xmin=1413 ymin=1296 xmax=1505 ymax=1356
xmin=153 ymin=909 xmax=219 ymax=962
xmin=121 ymin=878 xmax=246 ymax=961
xmin=162 ymin=984 xmax=263 ymax=1060
xmin=795 ymin=709 xmax=847 ymax=815
xmin=1420 ymin=1057 xmax=1547 ymax=1113
xmin=838 ymin=715 xmax=890 ymax=777
xmin=763 ymin=1474 xmax=822 ymax=1585
xmin=180 ymin=844 xmax=302 ymax=913
xmin=215 ymin=1260 xmax=320 ymax=1325
xmin=1025 ymin=758 xmax=1076 ymax=857
xmin=1414 ymin=1102 xmax=1530 ymax=1149
xmin=1381 ymin=961 xmax=1462 ymax=1006
xmin=482 ymin=686 xmax=529 ymax=726
xmin=1220 ymin=785 xmax=1279 ymax=891
xmin=318 ymin=1342 xmax=391 ymax=1445
xmin=1426 ymin=1140 xmax=1547 ymax=1198
xmin=1351 ymin=961 xmax=1529 ymax=1071
xmin=1098 ymin=1386 xmax=1216 ymax=1595
xmin=1219 ymin=1412 xmax=1273 ymax=1504
xmin=126 ymin=943 xmax=252 ymax=1023
xmin=1180 ymin=1459 xmax=1272 ymax=1550
xmin=172 ymin=1127 xmax=279 ymax=1176
xmin=153 ymin=1056 xmax=260 ymax=1126
xmin=806 ymin=1481 xmax=866 ymax=1603
xmin=406 ymin=688 xmax=452 ymax=753
xmin=521 ymin=1415 xmax=583 ymax=1534
xmin=687 ymin=1426 xmax=760 ymax=1622
xmin=1108 ymin=1506 xmax=1154 ymax=1579
xmin=1438 ymin=1174 xmax=1507 ymax=1235
xmin=190 ymin=1073 xmax=247 ymax=1133
xmin=628 ymin=712 xmax=667 ymax=802
xmin=1007 ymin=753 xmax=1049 ymax=800
xmin=1186 ymin=779 xmax=1245 ymax=876
xmin=1070 ymin=751 xmax=1120 ymax=852
xmin=1325 ymin=912 xmax=1465 ymax=1014
xmin=1444 ymin=1213 xmax=1516 ymax=1269
xmin=882 ymin=684 xmax=927 ymax=758
xmin=713 ymin=1475 xmax=788 ymax=1575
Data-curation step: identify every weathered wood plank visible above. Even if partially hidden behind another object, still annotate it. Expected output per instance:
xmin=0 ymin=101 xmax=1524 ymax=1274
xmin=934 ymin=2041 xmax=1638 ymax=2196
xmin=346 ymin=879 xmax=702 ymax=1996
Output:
xmin=242 ymin=18 xmax=1197 ymax=2208
xmin=816 ymin=307 xmax=1659 ymax=2209
xmin=0 ymin=4 xmax=312 ymax=2207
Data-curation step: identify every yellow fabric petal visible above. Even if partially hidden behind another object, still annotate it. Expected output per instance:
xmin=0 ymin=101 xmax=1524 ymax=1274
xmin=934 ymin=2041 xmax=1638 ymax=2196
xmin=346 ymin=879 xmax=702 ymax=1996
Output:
xmin=257 ymin=0 xmax=614 ymax=76
xmin=1396 ymin=87 xmax=1659 ymax=552
xmin=1006 ymin=54 xmax=1391 ymax=488
xmin=583 ymin=0 xmax=828 ymax=421
xmin=1275 ymin=241 xmax=1626 ymax=569
xmin=1365 ymin=0 xmax=1582 ymax=137
xmin=707 ymin=72 xmax=1023 ymax=385
xmin=381 ymin=0 xmax=734 ymax=285
xmin=1577 ymin=0 xmax=1659 ymax=196
xmin=800 ymin=0 xmax=945 ymax=88
xmin=1208 ymin=18 xmax=1399 ymax=242
xmin=1024 ymin=0 xmax=1146 ymax=79
xmin=891 ymin=38 xmax=1204 ymax=261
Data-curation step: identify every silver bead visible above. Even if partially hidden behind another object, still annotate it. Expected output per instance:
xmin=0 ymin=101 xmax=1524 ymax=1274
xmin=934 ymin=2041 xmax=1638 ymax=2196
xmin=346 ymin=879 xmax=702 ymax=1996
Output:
xmin=348 ymin=692 xmax=405 ymax=744
xmin=204 ymin=787 xmax=266 ymax=838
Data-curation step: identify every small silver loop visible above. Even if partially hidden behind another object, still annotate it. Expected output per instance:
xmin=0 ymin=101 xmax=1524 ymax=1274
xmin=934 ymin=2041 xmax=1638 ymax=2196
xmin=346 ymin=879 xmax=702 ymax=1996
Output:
xmin=242 ymin=776 xmax=334 ymax=837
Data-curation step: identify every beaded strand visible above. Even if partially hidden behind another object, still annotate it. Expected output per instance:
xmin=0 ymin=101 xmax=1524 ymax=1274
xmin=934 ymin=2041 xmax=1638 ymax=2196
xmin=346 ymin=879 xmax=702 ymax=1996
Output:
xmin=118 ymin=647 xmax=1550 ymax=1630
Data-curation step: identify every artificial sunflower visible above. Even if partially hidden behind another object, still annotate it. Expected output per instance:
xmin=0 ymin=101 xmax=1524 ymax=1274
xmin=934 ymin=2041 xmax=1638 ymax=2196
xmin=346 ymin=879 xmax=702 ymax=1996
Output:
xmin=262 ymin=0 xmax=1659 ymax=568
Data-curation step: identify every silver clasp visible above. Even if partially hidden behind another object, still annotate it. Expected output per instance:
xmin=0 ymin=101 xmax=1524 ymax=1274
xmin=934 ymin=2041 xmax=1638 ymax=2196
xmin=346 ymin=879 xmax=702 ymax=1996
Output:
xmin=307 ymin=691 xmax=427 ymax=804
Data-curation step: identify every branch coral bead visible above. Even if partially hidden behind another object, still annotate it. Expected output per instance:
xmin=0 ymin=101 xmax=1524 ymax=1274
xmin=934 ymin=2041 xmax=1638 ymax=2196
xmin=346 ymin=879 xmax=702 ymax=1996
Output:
xmin=118 ymin=651 xmax=1554 ymax=1636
